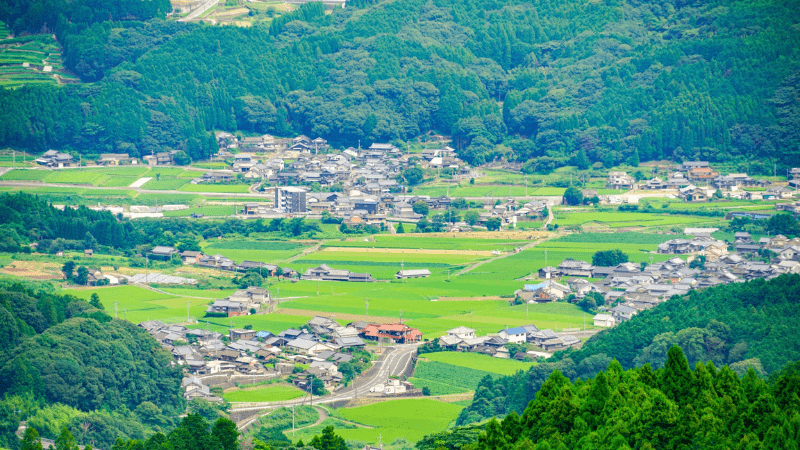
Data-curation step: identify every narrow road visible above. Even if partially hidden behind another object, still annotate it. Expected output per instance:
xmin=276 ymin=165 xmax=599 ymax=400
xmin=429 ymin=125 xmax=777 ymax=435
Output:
xmin=0 ymin=180 xmax=269 ymax=199
xmin=455 ymin=239 xmax=544 ymax=276
xmin=231 ymin=344 xmax=418 ymax=425
xmin=542 ymin=201 xmax=555 ymax=231
xmin=179 ymin=0 xmax=219 ymax=22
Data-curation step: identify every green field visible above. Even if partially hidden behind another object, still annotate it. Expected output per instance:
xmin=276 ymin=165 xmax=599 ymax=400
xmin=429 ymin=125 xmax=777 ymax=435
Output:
xmin=202 ymin=240 xmax=309 ymax=264
xmin=0 ymin=169 xmax=50 ymax=180
xmin=163 ymin=206 xmax=238 ymax=217
xmin=42 ymin=171 xmax=104 ymax=184
xmin=422 ymin=351 xmax=535 ymax=376
xmin=336 ymin=399 xmax=463 ymax=445
xmin=408 ymin=360 xmax=499 ymax=395
xmin=414 ymin=184 xmax=567 ymax=197
xmin=142 ymin=178 xmax=190 ymax=190
xmin=223 ymin=384 xmax=306 ymax=402
xmin=554 ymin=209 xmax=721 ymax=230
xmin=323 ymin=236 xmax=532 ymax=251
xmin=179 ymin=183 xmax=251 ymax=193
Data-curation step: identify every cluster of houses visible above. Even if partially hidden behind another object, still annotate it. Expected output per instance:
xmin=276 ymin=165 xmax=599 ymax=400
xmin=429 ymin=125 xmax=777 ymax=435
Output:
xmin=610 ymin=162 xmax=798 ymax=202
xmin=518 ymin=232 xmax=800 ymax=329
xmin=437 ymin=325 xmax=581 ymax=357
xmin=139 ymin=314 xmax=423 ymax=400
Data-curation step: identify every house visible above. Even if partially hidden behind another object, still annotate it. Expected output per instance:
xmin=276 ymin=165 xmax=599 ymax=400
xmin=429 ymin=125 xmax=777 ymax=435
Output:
xmin=498 ymin=326 xmax=527 ymax=344
xmin=150 ymin=246 xmax=178 ymax=260
xmin=593 ymin=314 xmax=616 ymax=328
xmin=362 ymin=323 xmax=422 ymax=343
xmin=447 ymin=326 xmax=476 ymax=340
xmin=285 ymin=338 xmax=336 ymax=356
xmin=396 ymin=269 xmax=431 ymax=279
xmin=181 ymin=251 xmax=203 ymax=265
xmin=642 ymin=177 xmax=667 ymax=190
xmin=606 ymin=171 xmax=635 ymax=190
xmin=206 ymin=300 xmax=248 ymax=317
xmin=84 ymin=249 xmax=93 ymax=257
xmin=678 ymin=161 xmax=710 ymax=172
xmin=35 ymin=150 xmax=73 ymax=168
xmin=557 ymin=259 xmax=594 ymax=277
xmin=610 ymin=304 xmax=638 ymax=322
xmin=687 ymin=166 xmax=719 ymax=181
xmin=302 ymin=264 xmax=376 ymax=282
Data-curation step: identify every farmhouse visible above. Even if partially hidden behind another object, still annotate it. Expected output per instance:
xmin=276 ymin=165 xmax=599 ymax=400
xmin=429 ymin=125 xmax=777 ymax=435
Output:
xmin=35 ymin=150 xmax=73 ymax=167
xmin=447 ymin=326 xmax=476 ymax=340
xmin=606 ymin=171 xmax=635 ymax=190
xmin=593 ymin=314 xmax=616 ymax=328
xmin=301 ymin=264 xmax=376 ymax=282
xmin=395 ymin=269 xmax=431 ymax=279
xmin=362 ymin=323 xmax=422 ymax=344
xmin=498 ymin=326 xmax=527 ymax=344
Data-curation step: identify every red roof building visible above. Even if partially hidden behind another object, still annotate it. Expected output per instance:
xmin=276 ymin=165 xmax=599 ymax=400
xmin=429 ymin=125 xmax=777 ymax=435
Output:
xmin=362 ymin=323 xmax=422 ymax=344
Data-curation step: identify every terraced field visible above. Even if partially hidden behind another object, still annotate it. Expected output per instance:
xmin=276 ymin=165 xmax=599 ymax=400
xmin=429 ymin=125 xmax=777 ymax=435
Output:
xmin=0 ymin=32 xmax=70 ymax=88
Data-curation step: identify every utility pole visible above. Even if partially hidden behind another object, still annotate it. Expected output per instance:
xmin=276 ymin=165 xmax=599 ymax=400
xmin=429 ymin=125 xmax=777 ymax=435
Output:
xmin=399 ymin=309 xmax=403 ymax=324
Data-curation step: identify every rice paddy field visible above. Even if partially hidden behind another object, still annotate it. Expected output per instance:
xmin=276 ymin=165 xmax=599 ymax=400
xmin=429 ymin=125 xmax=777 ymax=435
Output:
xmin=223 ymin=384 xmax=306 ymax=403
xmin=553 ymin=209 xmax=724 ymax=230
xmin=421 ymin=351 xmax=536 ymax=375
xmin=408 ymin=360 xmax=499 ymax=395
xmin=322 ymin=235 xmax=534 ymax=251
xmin=334 ymin=399 xmax=464 ymax=445
xmin=201 ymin=240 xmax=311 ymax=264
xmin=0 ymin=31 xmax=67 ymax=88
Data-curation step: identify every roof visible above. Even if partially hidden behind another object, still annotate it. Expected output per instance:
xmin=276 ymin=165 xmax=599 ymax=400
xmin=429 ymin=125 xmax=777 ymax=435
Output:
xmin=502 ymin=326 xmax=528 ymax=335
xmin=447 ymin=326 xmax=476 ymax=334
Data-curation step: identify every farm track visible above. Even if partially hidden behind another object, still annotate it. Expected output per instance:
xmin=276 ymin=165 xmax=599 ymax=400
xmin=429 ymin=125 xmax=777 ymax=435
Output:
xmin=454 ymin=238 xmax=547 ymax=276
xmin=0 ymin=180 xmax=269 ymax=198
xmin=283 ymin=242 xmax=323 ymax=263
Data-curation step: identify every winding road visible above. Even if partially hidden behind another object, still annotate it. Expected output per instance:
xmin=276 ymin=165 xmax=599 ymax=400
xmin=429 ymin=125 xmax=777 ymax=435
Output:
xmin=233 ymin=344 xmax=418 ymax=429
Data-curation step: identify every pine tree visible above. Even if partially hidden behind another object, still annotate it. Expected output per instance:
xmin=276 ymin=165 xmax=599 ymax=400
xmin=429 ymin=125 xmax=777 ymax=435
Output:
xmin=21 ymin=427 xmax=43 ymax=450
xmin=660 ymin=345 xmax=692 ymax=404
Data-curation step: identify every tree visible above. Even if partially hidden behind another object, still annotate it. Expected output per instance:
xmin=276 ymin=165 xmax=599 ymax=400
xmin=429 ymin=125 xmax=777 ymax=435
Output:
xmin=403 ymin=167 xmax=424 ymax=185
xmin=412 ymin=201 xmax=429 ymax=216
xmin=74 ymin=266 xmax=89 ymax=285
xmin=689 ymin=255 xmax=706 ymax=270
xmin=592 ymin=250 xmax=629 ymax=267
xmin=486 ymin=217 xmax=502 ymax=231
xmin=62 ymin=261 xmax=76 ymax=280
xmin=89 ymin=293 xmax=103 ymax=310
xmin=309 ymin=426 xmax=347 ymax=450
xmin=660 ymin=345 xmax=692 ymax=404
xmin=21 ymin=427 xmax=43 ymax=450
xmin=464 ymin=210 xmax=480 ymax=226
xmin=83 ymin=232 xmax=98 ymax=250
xmin=173 ymin=151 xmax=191 ymax=166
xmin=422 ymin=386 xmax=431 ymax=396
xmin=211 ymin=418 xmax=238 ymax=450
xmin=55 ymin=428 xmax=78 ymax=450
xmin=396 ymin=222 xmax=405 ymax=233
xmin=563 ymin=187 xmax=583 ymax=206
xmin=766 ymin=213 xmax=800 ymax=236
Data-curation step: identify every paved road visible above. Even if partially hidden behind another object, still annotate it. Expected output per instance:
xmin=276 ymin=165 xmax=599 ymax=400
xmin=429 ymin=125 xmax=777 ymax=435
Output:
xmin=179 ymin=0 xmax=220 ymax=22
xmin=233 ymin=344 xmax=417 ymax=427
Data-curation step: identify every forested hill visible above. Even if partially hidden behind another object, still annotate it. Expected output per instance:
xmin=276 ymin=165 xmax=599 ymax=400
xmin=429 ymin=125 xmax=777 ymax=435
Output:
xmin=428 ymin=347 xmax=800 ymax=450
xmin=456 ymin=274 xmax=800 ymax=425
xmin=1 ymin=0 xmax=799 ymax=169
xmin=0 ymin=281 xmax=184 ymax=416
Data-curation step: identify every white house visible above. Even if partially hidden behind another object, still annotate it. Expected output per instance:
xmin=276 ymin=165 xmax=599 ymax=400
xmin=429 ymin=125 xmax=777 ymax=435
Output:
xmin=447 ymin=326 xmax=476 ymax=340
xmin=498 ymin=326 xmax=527 ymax=344
xmin=593 ymin=314 xmax=616 ymax=328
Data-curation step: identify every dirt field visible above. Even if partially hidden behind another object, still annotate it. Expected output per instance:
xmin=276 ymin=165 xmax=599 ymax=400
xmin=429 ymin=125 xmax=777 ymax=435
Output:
xmin=1 ymin=260 xmax=63 ymax=279
xmin=322 ymin=247 xmax=495 ymax=256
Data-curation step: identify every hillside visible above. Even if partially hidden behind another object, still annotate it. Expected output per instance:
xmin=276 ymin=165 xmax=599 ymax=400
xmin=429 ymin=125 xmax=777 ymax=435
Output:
xmin=456 ymin=273 xmax=800 ymax=425
xmin=427 ymin=346 xmax=800 ymax=450
xmin=0 ymin=281 xmax=184 ymax=448
xmin=0 ymin=0 xmax=798 ymax=169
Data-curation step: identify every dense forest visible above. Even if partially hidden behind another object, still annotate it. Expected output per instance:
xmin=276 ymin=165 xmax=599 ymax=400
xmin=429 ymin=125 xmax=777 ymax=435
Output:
xmin=431 ymin=347 xmax=800 ymax=450
xmin=457 ymin=273 xmax=800 ymax=425
xmin=0 ymin=280 xmax=184 ymax=449
xmin=0 ymin=192 xmax=332 ymax=255
xmin=1 ymin=0 xmax=799 ymax=169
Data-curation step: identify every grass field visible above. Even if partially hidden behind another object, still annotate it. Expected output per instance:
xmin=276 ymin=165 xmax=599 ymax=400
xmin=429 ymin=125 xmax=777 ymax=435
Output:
xmin=142 ymin=178 xmax=190 ymax=190
xmin=223 ymin=384 xmax=306 ymax=402
xmin=554 ymin=209 xmax=721 ymax=230
xmin=179 ymin=183 xmax=252 ymax=193
xmin=409 ymin=360 xmax=499 ymax=395
xmin=0 ymin=169 xmax=50 ymax=180
xmin=422 ymin=351 xmax=535 ymax=375
xmin=322 ymin=236 xmax=532 ymax=251
xmin=163 ymin=206 xmax=238 ymax=217
xmin=201 ymin=240 xmax=309 ymax=264
xmin=336 ymin=399 xmax=463 ymax=445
